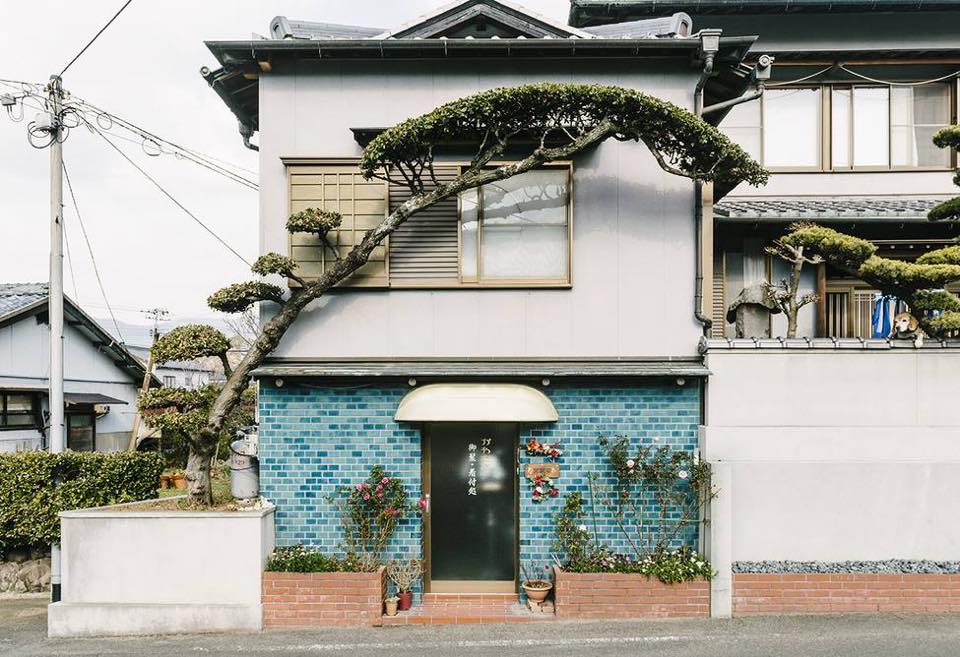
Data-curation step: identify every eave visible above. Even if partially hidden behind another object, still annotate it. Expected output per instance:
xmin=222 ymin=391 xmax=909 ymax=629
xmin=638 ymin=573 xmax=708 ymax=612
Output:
xmin=203 ymin=35 xmax=757 ymax=136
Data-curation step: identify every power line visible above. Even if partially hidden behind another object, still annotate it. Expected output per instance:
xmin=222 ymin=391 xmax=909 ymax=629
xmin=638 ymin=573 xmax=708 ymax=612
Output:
xmin=72 ymin=99 xmax=259 ymax=189
xmin=84 ymin=119 xmax=252 ymax=267
xmin=62 ymin=161 xmax=125 ymax=343
xmin=61 ymin=208 xmax=80 ymax=302
xmin=60 ymin=0 xmax=135 ymax=76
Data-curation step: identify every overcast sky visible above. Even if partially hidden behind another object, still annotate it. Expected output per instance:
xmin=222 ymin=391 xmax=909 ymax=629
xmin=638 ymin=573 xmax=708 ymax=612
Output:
xmin=0 ymin=0 xmax=568 ymax=337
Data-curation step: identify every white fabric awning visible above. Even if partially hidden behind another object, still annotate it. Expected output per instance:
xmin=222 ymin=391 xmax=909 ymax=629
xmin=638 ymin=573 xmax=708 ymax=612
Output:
xmin=394 ymin=383 xmax=558 ymax=423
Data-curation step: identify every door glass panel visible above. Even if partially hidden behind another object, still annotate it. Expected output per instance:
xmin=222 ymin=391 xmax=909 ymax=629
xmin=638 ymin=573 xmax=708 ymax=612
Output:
xmin=67 ymin=414 xmax=95 ymax=452
xmin=428 ymin=423 xmax=516 ymax=583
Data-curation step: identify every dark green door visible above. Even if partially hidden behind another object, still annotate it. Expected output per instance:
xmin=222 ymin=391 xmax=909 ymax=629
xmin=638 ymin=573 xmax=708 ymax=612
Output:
xmin=426 ymin=423 xmax=517 ymax=592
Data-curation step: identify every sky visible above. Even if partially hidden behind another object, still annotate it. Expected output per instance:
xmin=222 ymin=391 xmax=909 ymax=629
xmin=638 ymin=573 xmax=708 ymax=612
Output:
xmin=0 ymin=0 xmax=569 ymax=340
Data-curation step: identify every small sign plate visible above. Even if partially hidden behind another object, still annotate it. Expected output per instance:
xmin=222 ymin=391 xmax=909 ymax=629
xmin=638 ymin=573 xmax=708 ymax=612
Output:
xmin=525 ymin=463 xmax=560 ymax=479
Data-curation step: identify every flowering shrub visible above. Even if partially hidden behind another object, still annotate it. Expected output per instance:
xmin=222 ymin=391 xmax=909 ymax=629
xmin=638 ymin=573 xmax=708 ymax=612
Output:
xmin=552 ymin=435 xmax=715 ymax=584
xmin=525 ymin=438 xmax=563 ymax=459
xmin=327 ymin=465 xmax=412 ymax=571
xmin=529 ymin=473 xmax=560 ymax=502
xmin=265 ymin=545 xmax=359 ymax=573
xmin=562 ymin=548 xmax=713 ymax=584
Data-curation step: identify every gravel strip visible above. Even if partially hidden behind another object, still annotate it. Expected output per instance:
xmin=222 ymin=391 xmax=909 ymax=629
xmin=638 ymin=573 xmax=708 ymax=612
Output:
xmin=732 ymin=560 xmax=960 ymax=574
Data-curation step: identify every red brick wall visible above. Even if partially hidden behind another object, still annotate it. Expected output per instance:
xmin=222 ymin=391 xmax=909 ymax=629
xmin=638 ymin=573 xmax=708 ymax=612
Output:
xmin=553 ymin=567 xmax=709 ymax=619
xmin=734 ymin=573 xmax=960 ymax=614
xmin=262 ymin=568 xmax=387 ymax=628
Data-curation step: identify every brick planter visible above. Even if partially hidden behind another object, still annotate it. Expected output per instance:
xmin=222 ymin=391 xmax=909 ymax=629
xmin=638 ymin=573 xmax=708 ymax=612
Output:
xmin=262 ymin=567 xmax=387 ymax=628
xmin=733 ymin=573 xmax=960 ymax=615
xmin=553 ymin=567 xmax=709 ymax=619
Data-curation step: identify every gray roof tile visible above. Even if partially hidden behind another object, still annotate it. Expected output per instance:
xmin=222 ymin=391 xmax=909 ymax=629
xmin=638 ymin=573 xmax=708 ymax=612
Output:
xmin=0 ymin=283 xmax=48 ymax=320
xmin=714 ymin=197 xmax=951 ymax=223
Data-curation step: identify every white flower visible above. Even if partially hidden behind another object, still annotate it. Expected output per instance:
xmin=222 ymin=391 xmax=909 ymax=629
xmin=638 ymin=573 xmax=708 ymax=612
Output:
xmin=678 ymin=470 xmax=689 ymax=479
xmin=626 ymin=459 xmax=635 ymax=468
xmin=578 ymin=524 xmax=588 ymax=532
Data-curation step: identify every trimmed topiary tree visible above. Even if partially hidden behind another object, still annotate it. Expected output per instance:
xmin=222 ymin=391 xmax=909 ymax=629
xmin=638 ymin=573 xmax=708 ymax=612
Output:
xmin=162 ymin=83 xmax=766 ymax=504
xmin=782 ymin=224 xmax=960 ymax=337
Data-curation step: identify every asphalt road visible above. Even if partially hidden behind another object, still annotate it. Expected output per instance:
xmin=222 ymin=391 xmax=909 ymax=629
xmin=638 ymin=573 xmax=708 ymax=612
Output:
xmin=5 ymin=595 xmax=960 ymax=657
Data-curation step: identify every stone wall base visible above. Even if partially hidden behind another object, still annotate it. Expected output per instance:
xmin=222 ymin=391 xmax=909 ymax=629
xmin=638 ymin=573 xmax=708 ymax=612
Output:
xmin=47 ymin=602 xmax=262 ymax=637
xmin=734 ymin=573 xmax=960 ymax=614
xmin=554 ymin=567 xmax=709 ymax=619
xmin=262 ymin=568 xmax=387 ymax=628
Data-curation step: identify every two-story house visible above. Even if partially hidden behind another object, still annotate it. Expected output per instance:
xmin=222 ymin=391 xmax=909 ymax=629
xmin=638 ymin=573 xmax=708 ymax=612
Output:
xmin=204 ymin=0 xmax=766 ymax=597
xmin=570 ymin=0 xmax=960 ymax=338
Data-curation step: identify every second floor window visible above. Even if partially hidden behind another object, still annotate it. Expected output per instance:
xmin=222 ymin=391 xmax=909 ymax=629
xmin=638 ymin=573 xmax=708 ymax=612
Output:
xmin=459 ymin=168 xmax=570 ymax=284
xmin=722 ymin=82 xmax=954 ymax=171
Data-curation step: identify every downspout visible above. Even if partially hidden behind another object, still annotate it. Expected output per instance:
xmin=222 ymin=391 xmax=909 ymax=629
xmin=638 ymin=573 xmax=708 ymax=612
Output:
xmin=239 ymin=121 xmax=259 ymax=152
xmin=692 ymin=30 xmax=721 ymax=335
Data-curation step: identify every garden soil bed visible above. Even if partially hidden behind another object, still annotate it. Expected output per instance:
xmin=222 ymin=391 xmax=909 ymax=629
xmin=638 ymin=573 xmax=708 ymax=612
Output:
xmin=553 ymin=567 xmax=709 ymax=619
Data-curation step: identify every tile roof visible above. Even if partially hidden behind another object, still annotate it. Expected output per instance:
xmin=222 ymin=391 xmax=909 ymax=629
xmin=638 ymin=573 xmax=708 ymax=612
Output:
xmin=0 ymin=283 xmax=48 ymax=321
xmin=714 ymin=197 xmax=951 ymax=223
xmin=701 ymin=337 xmax=960 ymax=351
xmin=269 ymin=17 xmax=384 ymax=40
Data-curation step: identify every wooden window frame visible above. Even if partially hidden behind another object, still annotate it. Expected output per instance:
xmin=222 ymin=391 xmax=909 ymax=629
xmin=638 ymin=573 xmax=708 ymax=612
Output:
xmin=456 ymin=161 xmax=573 ymax=289
xmin=739 ymin=80 xmax=956 ymax=174
xmin=284 ymin=158 xmax=574 ymax=290
xmin=0 ymin=392 xmax=41 ymax=431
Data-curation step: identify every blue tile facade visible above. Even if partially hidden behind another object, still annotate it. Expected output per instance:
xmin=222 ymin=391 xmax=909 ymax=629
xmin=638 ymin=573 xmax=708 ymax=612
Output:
xmin=259 ymin=381 xmax=701 ymax=591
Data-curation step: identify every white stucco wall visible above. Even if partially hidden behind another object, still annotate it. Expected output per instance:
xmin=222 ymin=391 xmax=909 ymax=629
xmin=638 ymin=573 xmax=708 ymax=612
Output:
xmin=0 ymin=315 xmax=139 ymax=452
xmin=48 ymin=502 xmax=275 ymax=637
xmin=258 ymin=60 xmax=703 ymax=360
xmin=702 ymin=348 xmax=960 ymax=616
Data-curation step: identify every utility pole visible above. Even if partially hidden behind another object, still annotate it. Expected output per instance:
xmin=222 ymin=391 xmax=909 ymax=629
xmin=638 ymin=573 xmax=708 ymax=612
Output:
xmin=128 ymin=307 xmax=168 ymax=451
xmin=47 ymin=74 xmax=65 ymax=605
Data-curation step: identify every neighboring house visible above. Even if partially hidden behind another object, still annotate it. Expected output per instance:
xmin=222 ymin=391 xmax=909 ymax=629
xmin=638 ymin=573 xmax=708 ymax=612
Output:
xmin=0 ymin=283 xmax=156 ymax=453
xmin=203 ymin=0 xmax=960 ymax=612
xmin=127 ymin=345 xmax=218 ymax=390
xmin=571 ymin=0 xmax=960 ymax=338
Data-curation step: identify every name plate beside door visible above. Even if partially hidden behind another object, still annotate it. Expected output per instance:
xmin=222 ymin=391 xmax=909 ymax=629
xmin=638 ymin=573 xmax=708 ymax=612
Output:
xmin=524 ymin=463 xmax=560 ymax=479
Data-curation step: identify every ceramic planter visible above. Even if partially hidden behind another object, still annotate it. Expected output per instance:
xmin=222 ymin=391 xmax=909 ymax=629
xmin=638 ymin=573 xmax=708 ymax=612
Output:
xmin=384 ymin=597 xmax=399 ymax=616
xmin=397 ymin=590 xmax=413 ymax=611
xmin=522 ymin=580 xmax=552 ymax=603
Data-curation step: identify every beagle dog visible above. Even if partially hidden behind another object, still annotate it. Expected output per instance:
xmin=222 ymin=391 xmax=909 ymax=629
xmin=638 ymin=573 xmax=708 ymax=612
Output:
xmin=890 ymin=312 xmax=926 ymax=348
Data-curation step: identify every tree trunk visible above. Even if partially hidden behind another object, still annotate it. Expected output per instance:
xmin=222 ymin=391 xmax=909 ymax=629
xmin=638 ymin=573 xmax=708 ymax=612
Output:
xmin=182 ymin=122 xmax=618 ymax=503
xmin=185 ymin=443 xmax=216 ymax=505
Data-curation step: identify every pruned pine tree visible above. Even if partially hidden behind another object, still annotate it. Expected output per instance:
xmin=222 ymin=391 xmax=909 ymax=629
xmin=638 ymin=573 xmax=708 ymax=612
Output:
xmin=143 ymin=83 xmax=767 ymax=504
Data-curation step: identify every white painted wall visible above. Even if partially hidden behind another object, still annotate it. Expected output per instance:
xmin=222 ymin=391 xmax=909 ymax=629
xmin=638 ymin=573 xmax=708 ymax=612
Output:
xmin=702 ymin=348 xmax=960 ymax=616
xmin=48 ymin=502 xmax=275 ymax=637
xmin=0 ymin=315 xmax=139 ymax=452
xmin=258 ymin=60 xmax=703 ymax=360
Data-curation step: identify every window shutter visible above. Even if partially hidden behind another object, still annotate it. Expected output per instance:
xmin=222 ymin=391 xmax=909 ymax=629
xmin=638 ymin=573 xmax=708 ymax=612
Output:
xmin=287 ymin=163 xmax=388 ymax=287
xmin=712 ymin=252 xmax=726 ymax=338
xmin=388 ymin=166 xmax=461 ymax=285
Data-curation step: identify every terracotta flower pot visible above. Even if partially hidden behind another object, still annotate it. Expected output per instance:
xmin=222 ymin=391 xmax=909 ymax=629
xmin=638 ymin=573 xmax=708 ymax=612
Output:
xmin=171 ymin=475 xmax=188 ymax=490
xmin=522 ymin=580 xmax=552 ymax=603
xmin=384 ymin=597 xmax=399 ymax=617
xmin=397 ymin=590 xmax=413 ymax=611
xmin=159 ymin=475 xmax=171 ymax=489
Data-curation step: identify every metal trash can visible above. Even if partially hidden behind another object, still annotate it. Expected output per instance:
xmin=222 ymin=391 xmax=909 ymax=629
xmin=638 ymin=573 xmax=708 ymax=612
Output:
xmin=229 ymin=437 xmax=260 ymax=500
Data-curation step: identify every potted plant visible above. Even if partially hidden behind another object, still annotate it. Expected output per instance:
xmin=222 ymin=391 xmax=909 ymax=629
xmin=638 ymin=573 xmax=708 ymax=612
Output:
xmin=387 ymin=558 xmax=422 ymax=611
xmin=169 ymin=470 xmax=188 ymax=490
xmin=384 ymin=595 xmax=399 ymax=617
xmin=521 ymin=563 xmax=553 ymax=603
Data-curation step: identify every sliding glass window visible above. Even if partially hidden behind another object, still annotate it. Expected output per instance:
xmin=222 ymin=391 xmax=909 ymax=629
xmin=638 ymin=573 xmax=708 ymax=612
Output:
xmin=459 ymin=167 xmax=570 ymax=284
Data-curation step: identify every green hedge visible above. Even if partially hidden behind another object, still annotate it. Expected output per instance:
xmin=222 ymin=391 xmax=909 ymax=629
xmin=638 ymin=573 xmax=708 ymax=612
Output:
xmin=0 ymin=451 xmax=163 ymax=553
